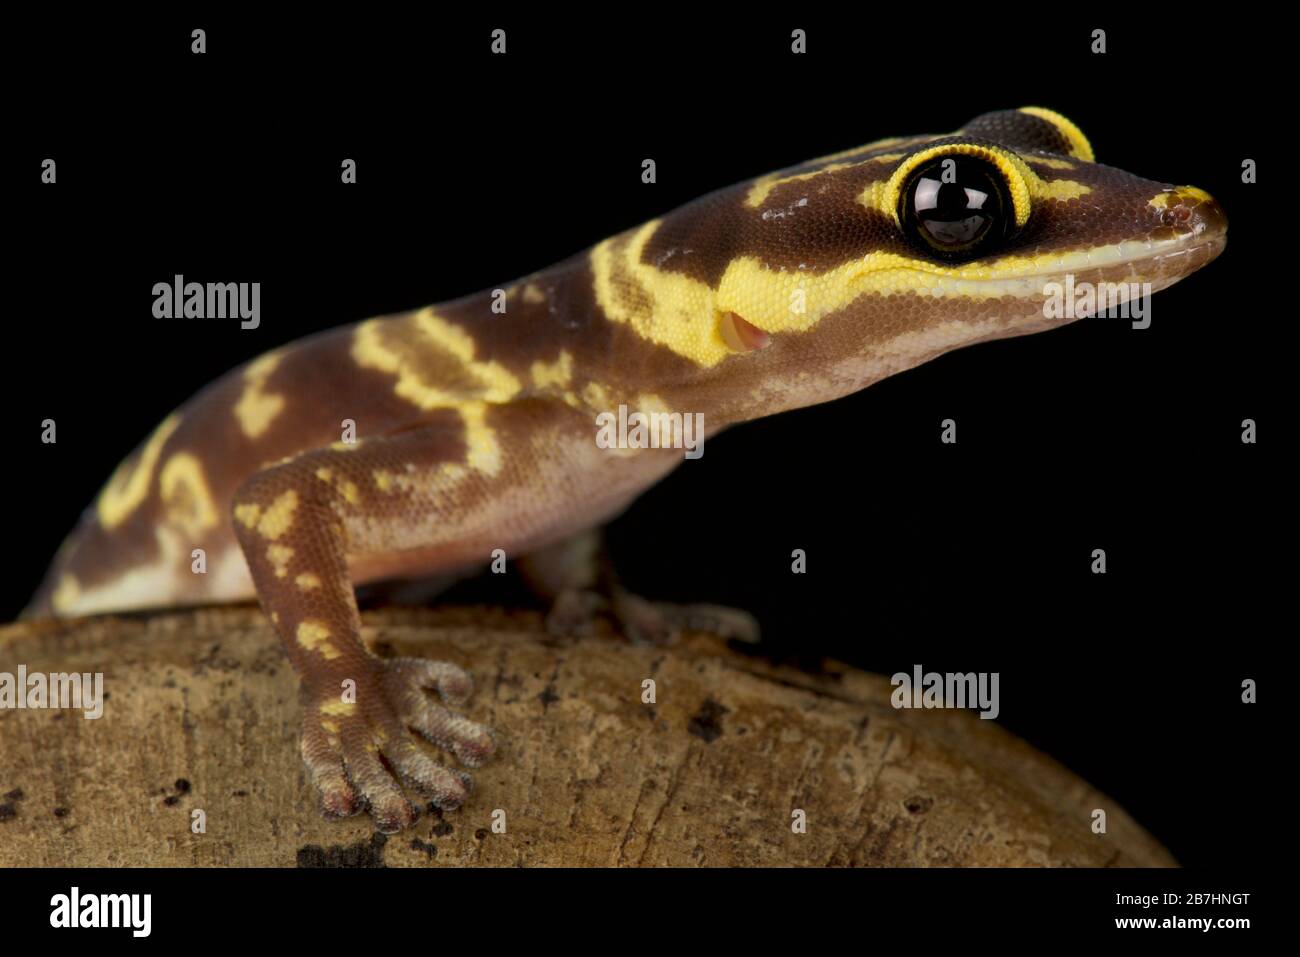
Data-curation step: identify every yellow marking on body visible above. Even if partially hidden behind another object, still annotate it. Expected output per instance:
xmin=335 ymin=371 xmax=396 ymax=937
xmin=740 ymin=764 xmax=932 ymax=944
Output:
xmin=1033 ymin=179 xmax=1091 ymax=201
xmin=582 ymin=381 xmax=619 ymax=411
xmin=339 ymin=480 xmax=361 ymax=505
xmin=234 ymin=503 xmax=262 ymax=529
xmin=266 ymin=543 xmax=294 ymax=578
xmin=159 ymin=452 xmax=220 ymax=537
xmin=1026 ymin=156 xmax=1077 ymax=170
xmin=530 ymin=351 xmax=574 ymax=390
xmin=1151 ymin=185 xmax=1214 ymax=209
xmin=315 ymin=466 xmax=362 ymax=504
xmin=1019 ymin=107 xmax=1095 ymax=162
xmin=96 ymin=415 xmax=180 ymax=529
xmin=373 ymin=470 xmax=394 ymax=492
xmin=50 ymin=528 xmax=187 ymax=615
xmin=271 ymin=612 xmax=280 ymax=624
xmin=591 ymin=221 xmax=724 ymax=366
xmin=329 ymin=442 xmax=356 ymax=452
xmin=745 ymin=153 xmax=905 ymax=209
xmin=295 ymin=572 xmax=322 ymax=590
xmin=319 ymin=700 xmax=355 ymax=717
xmin=800 ymin=136 xmax=910 ymax=166
xmin=351 ymin=309 xmax=521 ymax=411
xmin=256 ymin=490 xmax=299 ymax=540
xmin=51 ymin=574 xmax=82 ymax=614
xmin=296 ymin=620 xmax=341 ymax=659
xmin=521 ymin=283 xmax=547 ymax=304
xmin=460 ymin=401 xmax=502 ymax=475
xmin=717 ymin=232 xmax=1194 ymax=323
xmin=745 ymin=163 xmax=852 ymax=208
xmin=233 ymin=352 xmax=287 ymax=439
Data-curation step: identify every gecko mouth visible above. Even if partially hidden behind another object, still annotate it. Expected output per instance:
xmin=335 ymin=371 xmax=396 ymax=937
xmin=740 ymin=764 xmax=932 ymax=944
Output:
xmin=877 ymin=230 xmax=1228 ymax=304
xmin=1028 ymin=232 xmax=1226 ymax=299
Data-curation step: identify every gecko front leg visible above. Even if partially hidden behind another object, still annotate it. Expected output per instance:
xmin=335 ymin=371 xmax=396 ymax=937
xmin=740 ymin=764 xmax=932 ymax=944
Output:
xmin=232 ymin=426 xmax=495 ymax=832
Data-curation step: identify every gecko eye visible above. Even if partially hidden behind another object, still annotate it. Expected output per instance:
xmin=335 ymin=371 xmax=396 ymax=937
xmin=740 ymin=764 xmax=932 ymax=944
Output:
xmin=899 ymin=155 xmax=1017 ymax=262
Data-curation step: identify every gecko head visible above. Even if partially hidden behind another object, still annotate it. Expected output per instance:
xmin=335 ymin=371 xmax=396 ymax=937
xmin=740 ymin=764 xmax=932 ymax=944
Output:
xmin=720 ymin=107 xmax=1226 ymax=411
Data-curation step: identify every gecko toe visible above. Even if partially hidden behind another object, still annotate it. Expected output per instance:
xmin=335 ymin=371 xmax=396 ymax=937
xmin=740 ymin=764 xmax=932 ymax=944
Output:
xmin=392 ymin=658 xmax=474 ymax=707
xmin=386 ymin=744 xmax=473 ymax=810
xmin=611 ymin=589 xmax=760 ymax=645
xmin=402 ymin=695 xmax=497 ymax=768
xmin=301 ymin=714 xmax=359 ymax=818
xmin=339 ymin=723 xmax=416 ymax=833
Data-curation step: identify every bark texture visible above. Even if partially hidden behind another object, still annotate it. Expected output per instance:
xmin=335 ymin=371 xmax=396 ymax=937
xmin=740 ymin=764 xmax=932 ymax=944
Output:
xmin=0 ymin=606 xmax=1174 ymax=867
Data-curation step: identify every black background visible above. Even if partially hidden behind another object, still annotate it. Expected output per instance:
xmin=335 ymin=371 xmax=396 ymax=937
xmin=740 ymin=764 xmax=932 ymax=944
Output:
xmin=6 ymin=12 xmax=1281 ymax=874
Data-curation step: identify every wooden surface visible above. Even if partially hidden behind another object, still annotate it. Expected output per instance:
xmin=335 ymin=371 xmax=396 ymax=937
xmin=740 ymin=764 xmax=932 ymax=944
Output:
xmin=0 ymin=606 xmax=1175 ymax=867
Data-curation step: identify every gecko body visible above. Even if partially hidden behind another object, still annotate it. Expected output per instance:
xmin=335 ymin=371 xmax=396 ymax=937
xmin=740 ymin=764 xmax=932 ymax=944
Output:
xmin=28 ymin=109 xmax=1226 ymax=830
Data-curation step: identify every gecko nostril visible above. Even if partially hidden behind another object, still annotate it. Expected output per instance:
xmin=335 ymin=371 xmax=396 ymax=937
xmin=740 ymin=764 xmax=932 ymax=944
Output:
xmin=1160 ymin=186 xmax=1228 ymax=239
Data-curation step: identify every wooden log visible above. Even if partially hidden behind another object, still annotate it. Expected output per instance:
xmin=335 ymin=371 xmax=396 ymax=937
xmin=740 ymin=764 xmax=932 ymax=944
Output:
xmin=0 ymin=606 xmax=1173 ymax=867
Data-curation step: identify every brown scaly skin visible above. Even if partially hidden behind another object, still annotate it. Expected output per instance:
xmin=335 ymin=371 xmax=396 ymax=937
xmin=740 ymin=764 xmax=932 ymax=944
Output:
xmin=27 ymin=109 xmax=1226 ymax=831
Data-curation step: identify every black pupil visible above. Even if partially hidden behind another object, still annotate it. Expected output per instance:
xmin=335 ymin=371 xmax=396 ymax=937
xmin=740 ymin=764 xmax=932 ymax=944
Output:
xmin=902 ymin=157 xmax=1007 ymax=254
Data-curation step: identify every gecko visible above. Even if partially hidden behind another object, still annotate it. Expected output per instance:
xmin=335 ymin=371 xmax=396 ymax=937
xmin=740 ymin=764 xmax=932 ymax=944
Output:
xmin=24 ymin=108 xmax=1226 ymax=832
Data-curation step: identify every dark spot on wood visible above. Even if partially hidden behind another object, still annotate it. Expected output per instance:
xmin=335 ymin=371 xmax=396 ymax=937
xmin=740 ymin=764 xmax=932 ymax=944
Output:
xmin=474 ymin=828 xmax=488 ymax=841
xmin=904 ymin=795 xmax=934 ymax=815
xmin=0 ymin=803 xmax=16 ymax=822
xmin=174 ymin=778 xmax=191 ymax=793
xmin=4 ymin=789 xmax=25 ymax=802
xmin=232 ymin=790 xmax=248 ymax=797
xmin=687 ymin=698 xmax=728 ymax=743
xmin=163 ymin=795 xmax=180 ymax=806
xmin=537 ymin=684 xmax=560 ymax=709
xmin=297 ymin=832 xmax=389 ymax=868
xmin=53 ymin=807 xmax=69 ymax=818
xmin=410 ymin=837 xmax=438 ymax=859
xmin=432 ymin=818 xmax=453 ymax=837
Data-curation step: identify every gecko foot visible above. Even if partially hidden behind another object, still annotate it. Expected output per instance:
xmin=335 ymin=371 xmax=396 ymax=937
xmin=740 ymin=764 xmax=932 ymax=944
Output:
xmin=298 ymin=656 xmax=495 ymax=833
xmin=547 ymin=586 xmax=760 ymax=646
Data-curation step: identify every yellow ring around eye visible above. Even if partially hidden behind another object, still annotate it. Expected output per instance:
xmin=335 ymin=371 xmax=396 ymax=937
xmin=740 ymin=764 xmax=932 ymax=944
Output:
xmin=1018 ymin=107 xmax=1095 ymax=163
xmin=867 ymin=143 xmax=1035 ymax=230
